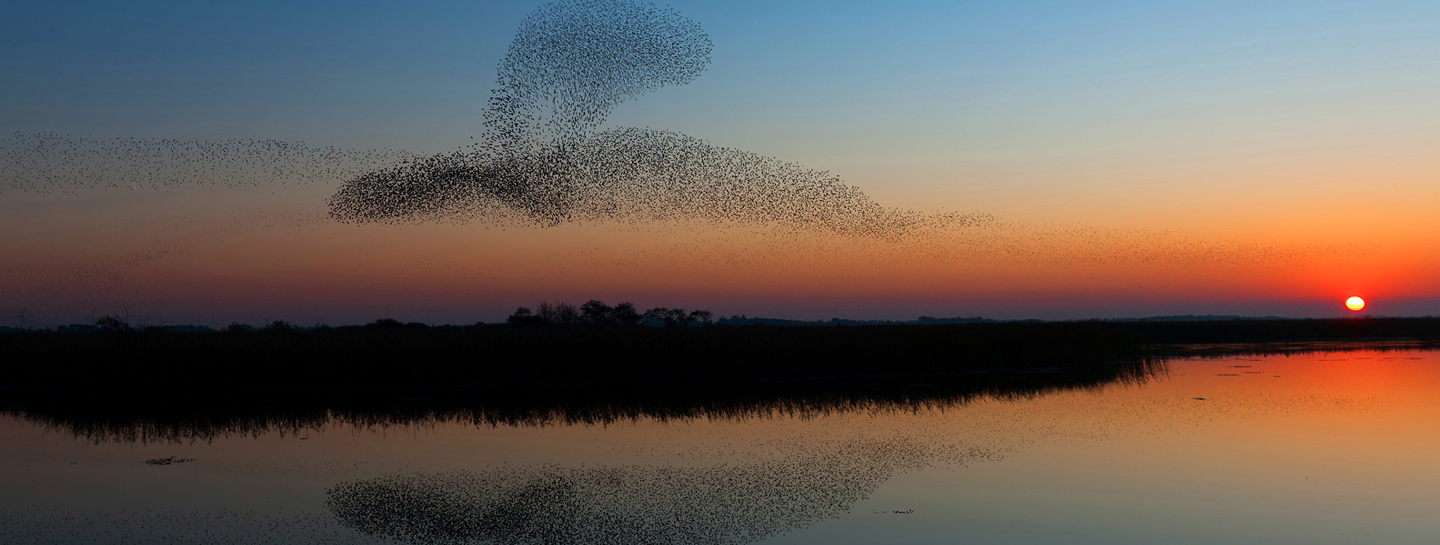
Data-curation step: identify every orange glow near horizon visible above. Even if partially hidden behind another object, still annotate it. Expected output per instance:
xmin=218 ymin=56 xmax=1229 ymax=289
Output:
xmin=3 ymin=182 xmax=1440 ymax=324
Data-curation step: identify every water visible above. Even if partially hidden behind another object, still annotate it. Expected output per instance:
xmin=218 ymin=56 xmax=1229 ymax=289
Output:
xmin=2 ymin=347 xmax=1438 ymax=544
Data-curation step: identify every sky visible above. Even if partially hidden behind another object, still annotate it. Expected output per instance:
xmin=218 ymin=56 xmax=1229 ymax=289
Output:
xmin=2 ymin=0 xmax=1438 ymax=326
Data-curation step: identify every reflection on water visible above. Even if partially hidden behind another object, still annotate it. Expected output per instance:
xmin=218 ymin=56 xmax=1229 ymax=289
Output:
xmin=3 ymin=343 xmax=1440 ymax=544
xmin=328 ymin=443 xmax=917 ymax=545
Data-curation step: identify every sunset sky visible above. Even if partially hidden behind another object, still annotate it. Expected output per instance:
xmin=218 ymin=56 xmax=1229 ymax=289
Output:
xmin=3 ymin=0 xmax=1438 ymax=326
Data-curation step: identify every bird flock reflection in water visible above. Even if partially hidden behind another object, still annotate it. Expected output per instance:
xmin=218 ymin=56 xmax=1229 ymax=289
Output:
xmin=0 ymin=510 xmax=390 ymax=545
xmin=326 ymin=438 xmax=945 ymax=545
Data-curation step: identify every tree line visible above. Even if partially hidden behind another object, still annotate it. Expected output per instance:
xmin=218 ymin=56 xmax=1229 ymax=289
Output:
xmin=507 ymin=301 xmax=712 ymax=328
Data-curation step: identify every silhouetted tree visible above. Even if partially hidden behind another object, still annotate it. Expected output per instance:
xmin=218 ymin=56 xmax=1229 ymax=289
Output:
xmin=613 ymin=302 xmax=641 ymax=326
xmin=580 ymin=300 xmax=614 ymax=326
xmin=262 ymin=320 xmax=296 ymax=332
xmin=645 ymin=307 xmax=696 ymax=328
xmin=368 ymin=319 xmax=405 ymax=330
xmin=94 ymin=315 xmax=133 ymax=333
xmin=507 ymin=307 xmax=547 ymax=328
xmin=669 ymin=308 xmax=695 ymax=327
xmin=689 ymin=309 xmax=713 ymax=326
xmin=556 ymin=302 xmax=579 ymax=325
xmin=537 ymin=303 xmax=558 ymax=324
xmin=537 ymin=302 xmax=579 ymax=326
xmin=643 ymin=307 xmax=670 ymax=326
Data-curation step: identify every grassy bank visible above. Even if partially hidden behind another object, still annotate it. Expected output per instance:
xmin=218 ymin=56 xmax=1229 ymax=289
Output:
xmin=4 ymin=317 xmax=1438 ymax=442
xmin=2 ymin=318 xmax=1438 ymax=394
xmin=0 ymin=321 xmax=1157 ymax=392
xmin=4 ymin=358 xmax=1166 ymax=443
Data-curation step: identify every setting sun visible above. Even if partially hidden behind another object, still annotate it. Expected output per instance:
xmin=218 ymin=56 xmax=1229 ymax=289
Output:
xmin=1346 ymin=296 xmax=1366 ymax=312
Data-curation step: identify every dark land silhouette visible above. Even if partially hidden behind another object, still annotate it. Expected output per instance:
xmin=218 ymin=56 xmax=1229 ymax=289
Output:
xmin=3 ymin=312 xmax=1439 ymax=443
xmin=4 ymin=354 xmax=1166 ymax=444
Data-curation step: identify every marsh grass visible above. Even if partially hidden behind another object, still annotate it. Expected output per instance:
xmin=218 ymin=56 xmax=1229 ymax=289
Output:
xmin=1 ymin=317 xmax=1436 ymax=394
xmin=2 ymin=317 xmax=1437 ymax=443
xmin=4 ymin=357 xmax=1166 ymax=444
xmin=0 ymin=321 xmax=1154 ymax=390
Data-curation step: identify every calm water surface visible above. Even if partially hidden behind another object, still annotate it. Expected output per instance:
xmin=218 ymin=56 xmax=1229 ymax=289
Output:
xmin=3 ymin=348 xmax=1438 ymax=544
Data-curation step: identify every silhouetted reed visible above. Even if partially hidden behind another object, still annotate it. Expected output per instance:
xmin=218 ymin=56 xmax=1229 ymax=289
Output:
xmin=1115 ymin=316 xmax=1440 ymax=345
xmin=0 ymin=319 xmax=1154 ymax=391
xmin=2 ymin=356 xmax=1165 ymax=444
xmin=3 ymin=317 xmax=1438 ymax=444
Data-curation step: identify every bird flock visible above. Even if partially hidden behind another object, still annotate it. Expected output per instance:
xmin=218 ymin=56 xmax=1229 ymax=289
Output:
xmin=324 ymin=0 xmax=987 ymax=238
xmin=0 ymin=0 xmax=1351 ymax=270
xmin=0 ymin=132 xmax=414 ymax=194
xmin=1 ymin=0 xmax=986 ymax=240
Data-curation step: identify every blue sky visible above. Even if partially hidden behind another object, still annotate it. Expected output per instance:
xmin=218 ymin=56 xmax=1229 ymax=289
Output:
xmin=7 ymin=1 xmax=1437 ymax=155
